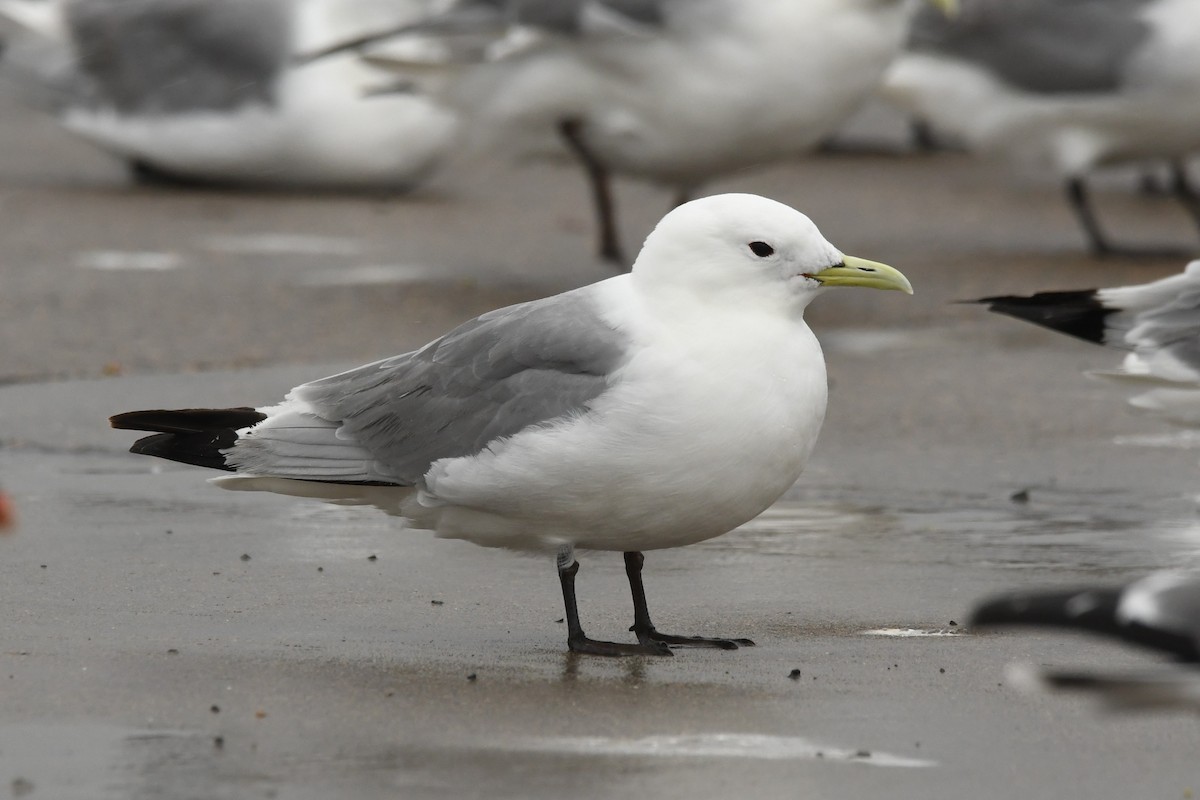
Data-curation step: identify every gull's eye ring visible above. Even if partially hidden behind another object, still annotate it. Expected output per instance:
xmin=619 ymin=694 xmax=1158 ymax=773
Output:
xmin=748 ymin=241 xmax=774 ymax=258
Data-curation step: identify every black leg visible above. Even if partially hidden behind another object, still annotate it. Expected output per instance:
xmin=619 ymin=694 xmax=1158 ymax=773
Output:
xmin=1067 ymin=175 xmax=1197 ymax=258
xmin=623 ymin=551 xmax=754 ymax=650
xmin=558 ymin=117 xmax=627 ymax=267
xmin=1066 ymin=176 xmax=1115 ymax=256
xmin=558 ymin=554 xmax=671 ymax=657
xmin=910 ymin=119 xmax=941 ymax=153
xmin=1137 ymin=163 xmax=1171 ymax=196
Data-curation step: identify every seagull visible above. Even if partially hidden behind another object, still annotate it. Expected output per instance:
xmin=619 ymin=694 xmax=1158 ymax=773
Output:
xmin=0 ymin=0 xmax=457 ymax=188
xmin=318 ymin=0 xmax=954 ymax=265
xmin=109 ymin=193 xmax=913 ymax=656
xmin=883 ymin=0 xmax=1200 ymax=256
xmin=972 ymin=572 xmax=1200 ymax=712
xmin=973 ymin=261 xmax=1200 ymax=427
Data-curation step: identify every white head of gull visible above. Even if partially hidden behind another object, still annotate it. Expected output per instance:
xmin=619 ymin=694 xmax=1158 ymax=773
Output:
xmin=111 ymin=193 xmax=913 ymax=656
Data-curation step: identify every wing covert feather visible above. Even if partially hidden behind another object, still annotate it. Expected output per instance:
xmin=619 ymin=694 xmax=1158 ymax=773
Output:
xmin=293 ymin=289 xmax=629 ymax=483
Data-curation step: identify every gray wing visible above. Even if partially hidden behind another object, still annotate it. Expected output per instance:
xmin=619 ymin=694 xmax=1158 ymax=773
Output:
xmin=410 ymin=0 xmax=665 ymax=37
xmin=509 ymin=0 xmax=666 ymax=33
xmin=292 ymin=286 xmax=630 ymax=484
xmin=298 ymin=0 xmax=665 ymax=63
xmin=909 ymin=0 xmax=1153 ymax=95
xmin=66 ymin=0 xmax=290 ymax=114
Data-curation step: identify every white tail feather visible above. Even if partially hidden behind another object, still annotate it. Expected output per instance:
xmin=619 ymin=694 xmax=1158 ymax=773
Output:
xmin=211 ymin=475 xmax=410 ymax=515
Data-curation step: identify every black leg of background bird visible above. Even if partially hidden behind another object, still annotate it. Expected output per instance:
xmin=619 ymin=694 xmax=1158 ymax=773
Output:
xmin=1136 ymin=162 xmax=1172 ymax=196
xmin=558 ymin=553 xmax=672 ymax=656
xmin=1066 ymin=177 xmax=1116 ymax=257
xmin=623 ymin=551 xmax=754 ymax=649
xmin=1169 ymin=161 xmax=1200 ymax=240
xmin=558 ymin=117 xmax=627 ymax=268
xmin=1068 ymin=175 xmax=1196 ymax=258
xmin=128 ymin=158 xmax=218 ymax=189
xmin=910 ymin=119 xmax=942 ymax=153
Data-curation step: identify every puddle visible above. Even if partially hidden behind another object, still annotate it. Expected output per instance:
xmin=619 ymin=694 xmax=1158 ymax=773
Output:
xmin=0 ymin=723 xmax=220 ymax=800
xmin=861 ymin=628 xmax=962 ymax=638
xmin=201 ymin=233 xmax=363 ymax=257
xmin=0 ymin=723 xmax=934 ymax=800
xmin=706 ymin=487 xmax=1200 ymax=571
xmin=280 ymin=505 xmax=390 ymax=561
xmin=496 ymin=733 xmax=936 ymax=768
xmin=74 ymin=251 xmax=183 ymax=271
xmin=1114 ymin=430 xmax=1200 ymax=450
xmin=708 ymin=504 xmax=873 ymax=558
xmin=299 ymin=263 xmax=439 ymax=287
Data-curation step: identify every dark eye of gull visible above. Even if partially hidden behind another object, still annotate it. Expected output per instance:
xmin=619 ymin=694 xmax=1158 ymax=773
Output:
xmin=748 ymin=241 xmax=774 ymax=257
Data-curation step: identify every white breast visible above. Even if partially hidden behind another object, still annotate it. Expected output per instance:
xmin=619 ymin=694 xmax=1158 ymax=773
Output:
xmin=413 ymin=303 xmax=828 ymax=553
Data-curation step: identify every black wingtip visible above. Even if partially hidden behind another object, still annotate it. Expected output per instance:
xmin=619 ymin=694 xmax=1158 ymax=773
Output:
xmin=112 ymin=407 xmax=266 ymax=472
xmin=970 ymin=586 xmax=1123 ymax=633
xmin=111 ymin=407 xmax=266 ymax=434
xmin=971 ymin=586 xmax=1200 ymax=662
xmin=1124 ymin=623 xmax=1200 ymax=664
xmin=128 ymin=431 xmax=239 ymax=471
xmin=972 ymin=289 xmax=1112 ymax=345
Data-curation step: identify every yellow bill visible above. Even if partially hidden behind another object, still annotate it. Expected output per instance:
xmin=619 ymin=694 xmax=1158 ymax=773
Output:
xmin=809 ymin=256 xmax=914 ymax=295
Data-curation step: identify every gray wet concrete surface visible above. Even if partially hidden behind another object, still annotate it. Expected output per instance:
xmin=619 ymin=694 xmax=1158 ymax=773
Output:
xmin=3 ymin=77 xmax=1200 ymax=798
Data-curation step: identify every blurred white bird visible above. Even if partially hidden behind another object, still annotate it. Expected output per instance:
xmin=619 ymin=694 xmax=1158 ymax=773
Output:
xmin=974 ymin=261 xmax=1200 ymax=428
xmin=883 ymin=0 xmax=1200 ymax=256
xmin=0 ymin=0 xmax=458 ymax=188
xmin=322 ymin=0 xmax=954 ymax=264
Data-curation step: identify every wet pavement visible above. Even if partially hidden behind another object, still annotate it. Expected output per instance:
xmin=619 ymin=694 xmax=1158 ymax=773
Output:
xmin=3 ymin=78 xmax=1200 ymax=798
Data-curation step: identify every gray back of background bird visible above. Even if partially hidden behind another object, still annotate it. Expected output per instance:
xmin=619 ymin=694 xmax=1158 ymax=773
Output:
xmin=66 ymin=0 xmax=291 ymax=114
xmin=908 ymin=0 xmax=1153 ymax=95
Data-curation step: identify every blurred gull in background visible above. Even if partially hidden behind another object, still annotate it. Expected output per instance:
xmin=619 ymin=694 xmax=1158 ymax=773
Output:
xmin=109 ymin=193 xmax=913 ymax=656
xmin=972 ymin=571 xmax=1200 ymax=712
xmin=883 ymin=0 xmax=1200 ymax=256
xmin=974 ymin=261 xmax=1200 ymax=428
xmin=0 ymin=0 xmax=458 ymax=188
xmin=973 ymin=571 xmax=1200 ymax=663
xmin=335 ymin=0 xmax=954 ymax=265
